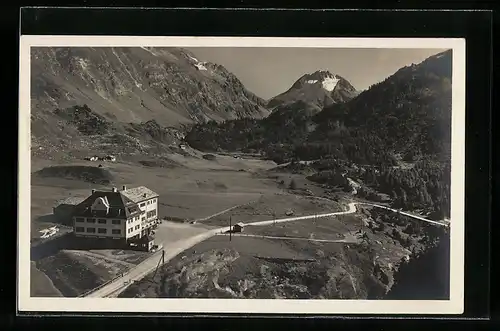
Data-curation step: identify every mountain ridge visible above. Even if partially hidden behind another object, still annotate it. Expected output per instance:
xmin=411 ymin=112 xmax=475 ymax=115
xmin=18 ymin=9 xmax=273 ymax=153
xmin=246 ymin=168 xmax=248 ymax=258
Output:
xmin=267 ymin=70 xmax=358 ymax=113
xmin=31 ymin=47 xmax=270 ymax=127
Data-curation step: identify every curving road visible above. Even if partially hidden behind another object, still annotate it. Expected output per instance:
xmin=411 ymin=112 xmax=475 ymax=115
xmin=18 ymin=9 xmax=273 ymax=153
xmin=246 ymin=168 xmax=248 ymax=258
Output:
xmin=84 ymin=201 xmax=449 ymax=298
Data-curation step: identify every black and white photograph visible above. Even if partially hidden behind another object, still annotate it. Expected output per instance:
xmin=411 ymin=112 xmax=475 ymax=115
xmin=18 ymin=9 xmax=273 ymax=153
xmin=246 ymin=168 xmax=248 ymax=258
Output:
xmin=18 ymin=36 xmax=465 ymax=315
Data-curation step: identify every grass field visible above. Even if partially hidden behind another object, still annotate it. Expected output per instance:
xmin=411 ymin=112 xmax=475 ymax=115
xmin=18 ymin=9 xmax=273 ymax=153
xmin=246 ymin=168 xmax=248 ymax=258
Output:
xmin=201 ymin=194 xmax=344 ymax=227
xmin=243 ymin=214 xmax=362 ymax=241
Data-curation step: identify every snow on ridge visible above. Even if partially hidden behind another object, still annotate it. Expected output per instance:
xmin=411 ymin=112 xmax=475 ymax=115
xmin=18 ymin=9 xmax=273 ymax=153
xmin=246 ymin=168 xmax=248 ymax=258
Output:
xmin=321 ymin=76 xmax=340 ymax=92
xmin=306 ymin=79 xmax=318 ymax=84
xmin=194 ymin=62 xmax=208 ymax=71
xmin=187 ymin=54 xmax=199 ymax=63
xmin=186 ymin=53 xmax=209 ymax=71
xmin=140 ymin=46 xmax=159 ymax=56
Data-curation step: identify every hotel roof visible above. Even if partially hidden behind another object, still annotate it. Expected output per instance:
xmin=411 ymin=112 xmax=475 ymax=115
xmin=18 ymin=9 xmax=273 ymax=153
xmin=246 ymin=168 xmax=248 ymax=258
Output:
xmin=73 ymin=186 xmax=158 ymax=219
xmin=120 ymin=186 xmax=159 ymax=203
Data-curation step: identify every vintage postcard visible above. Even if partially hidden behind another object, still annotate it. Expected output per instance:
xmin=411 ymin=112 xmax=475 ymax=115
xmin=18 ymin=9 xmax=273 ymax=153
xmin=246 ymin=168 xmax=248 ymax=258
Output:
xmin=18 ymin=36 xmax=465 ymax=314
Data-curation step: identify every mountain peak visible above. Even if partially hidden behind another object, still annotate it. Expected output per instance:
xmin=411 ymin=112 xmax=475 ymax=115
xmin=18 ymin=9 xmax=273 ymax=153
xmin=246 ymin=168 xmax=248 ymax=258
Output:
xmin=299 ymin=70 xmax=341 ymax=92
xmin=268 ymin=70 xmax=358 ymax=111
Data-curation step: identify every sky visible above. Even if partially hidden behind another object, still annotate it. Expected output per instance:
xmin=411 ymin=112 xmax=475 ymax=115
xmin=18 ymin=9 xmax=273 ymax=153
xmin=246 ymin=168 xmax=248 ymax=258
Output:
xmin=186 ymin=47 xmax=448 ymax=100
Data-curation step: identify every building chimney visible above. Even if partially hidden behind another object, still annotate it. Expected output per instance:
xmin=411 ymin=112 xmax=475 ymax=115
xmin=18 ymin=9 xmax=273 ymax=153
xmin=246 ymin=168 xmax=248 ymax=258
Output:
xmin=122 ymin=185 xmax=127 ymax=191
xmin=112 ymin=187 xmax=117 ymax=192
xmin=91 ymin=189 xmax=96 ymax=194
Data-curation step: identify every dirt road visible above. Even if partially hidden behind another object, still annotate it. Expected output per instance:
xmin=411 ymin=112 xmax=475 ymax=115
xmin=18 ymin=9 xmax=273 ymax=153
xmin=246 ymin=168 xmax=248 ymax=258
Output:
xmin=358 ymin=202 xmax=450 ymax=227
xmin=216 ymin=232 xmax=360 ymax=244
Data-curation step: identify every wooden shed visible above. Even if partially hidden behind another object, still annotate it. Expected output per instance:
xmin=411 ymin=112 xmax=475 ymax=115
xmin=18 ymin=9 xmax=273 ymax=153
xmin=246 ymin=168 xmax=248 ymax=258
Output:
xmin=139 ymin=235 xmax=155 ymax=252
xmin=53 ymin=196 xmax=85 ymax=225
xmin=232 ymin=222 xmax=245 ymax=233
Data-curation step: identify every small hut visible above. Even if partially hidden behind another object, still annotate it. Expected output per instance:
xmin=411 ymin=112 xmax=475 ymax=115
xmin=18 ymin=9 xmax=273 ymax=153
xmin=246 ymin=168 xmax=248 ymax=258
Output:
xmin=232 ymin=222 xmax=245 ymax=233
xmin=139 ymin=235 xmax=155 ymax=252
xmin=53 ymin=196 xmax=85 ymax=225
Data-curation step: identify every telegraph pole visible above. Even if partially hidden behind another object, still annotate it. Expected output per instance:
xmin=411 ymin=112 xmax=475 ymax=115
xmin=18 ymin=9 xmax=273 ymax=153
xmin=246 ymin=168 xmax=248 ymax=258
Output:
xmin=229 ymin=216 xmax=232 ymax=241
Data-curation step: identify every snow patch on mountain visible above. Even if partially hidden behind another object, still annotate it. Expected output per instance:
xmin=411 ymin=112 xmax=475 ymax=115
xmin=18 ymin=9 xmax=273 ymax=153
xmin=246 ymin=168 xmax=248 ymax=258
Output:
xmin=322 ymin=76 xmax=340 ymax=92
xmin=140 ymin=46 xmax=160 ymax=57
xmin=186 ymin=54 xmax=208 ymax=71
xmin=194 ymin=62 xmax=208 ymax=71
xmin=306 ymin=80 xmax=318 ymax=84
xmin=112 ymin=48 xmax=144 ymax=90
xmin=187 ymin=54 xmax=200 ymax=62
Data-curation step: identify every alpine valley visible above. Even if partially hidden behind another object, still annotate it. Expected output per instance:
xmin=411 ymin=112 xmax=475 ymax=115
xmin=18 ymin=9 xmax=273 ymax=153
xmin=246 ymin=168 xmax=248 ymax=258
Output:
xmin=29 ymin=47 xmax=452 ymax=301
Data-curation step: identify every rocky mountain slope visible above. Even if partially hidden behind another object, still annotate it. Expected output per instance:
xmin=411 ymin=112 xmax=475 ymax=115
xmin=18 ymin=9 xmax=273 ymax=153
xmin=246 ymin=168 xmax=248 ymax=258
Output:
xmin=32 ymin=47 xmax=269 ymax=125
xmin=267 ymin=70 xmax=358 ymax=113
xmin=31 ymin=47 xmax=270 ymax=160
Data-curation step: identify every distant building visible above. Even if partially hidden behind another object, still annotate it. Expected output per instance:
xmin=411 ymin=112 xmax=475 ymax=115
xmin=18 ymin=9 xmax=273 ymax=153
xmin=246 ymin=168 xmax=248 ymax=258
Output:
xmin=232 ymin=222 xmax=245 ymax=233
xmin=105 ymin=155 xmax=116 ymax=162
xmin=53 ymin=196 xmax=86 ymax=225
xmin=71 ymin=185 xmax=159 ymax=249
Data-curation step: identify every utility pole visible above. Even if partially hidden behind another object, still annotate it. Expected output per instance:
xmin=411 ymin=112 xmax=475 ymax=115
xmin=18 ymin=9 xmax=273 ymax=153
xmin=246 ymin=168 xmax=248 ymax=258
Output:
xmin=229 ymin=216 xmax=232 ymax=241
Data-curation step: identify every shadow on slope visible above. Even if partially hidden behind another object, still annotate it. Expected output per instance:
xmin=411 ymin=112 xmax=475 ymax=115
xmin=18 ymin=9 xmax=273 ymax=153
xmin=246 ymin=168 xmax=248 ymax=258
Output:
xmin=33 ymin=165 xmax=114 ymax=185
xmin=383 ymin=233 xmax=450 ymax=300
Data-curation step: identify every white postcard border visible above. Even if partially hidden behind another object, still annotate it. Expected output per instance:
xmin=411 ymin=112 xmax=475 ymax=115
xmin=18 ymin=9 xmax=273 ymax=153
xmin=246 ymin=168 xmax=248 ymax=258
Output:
xmin=18 ymin=36 xmax=466 ymax=315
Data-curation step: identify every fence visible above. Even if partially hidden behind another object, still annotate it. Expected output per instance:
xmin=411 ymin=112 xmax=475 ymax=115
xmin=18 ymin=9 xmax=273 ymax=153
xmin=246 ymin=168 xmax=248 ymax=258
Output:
xmin=78 ymin=245 xmax=165 ymax=297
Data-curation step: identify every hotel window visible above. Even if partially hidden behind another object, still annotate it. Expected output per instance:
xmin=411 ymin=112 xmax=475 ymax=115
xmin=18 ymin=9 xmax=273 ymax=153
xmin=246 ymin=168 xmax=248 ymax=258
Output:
xmin=98 ymin=219 xmax=106 ymax=224
xmin=112 ymin=219 xmax=121 ymax=225
xmin=75 ymin=217 xmax=84 ymax=223
xmin=112 ymin=229 xmax=121 ymax=235
xmin=86 ymin=227 xmax=96 ymax=233
xmin=98 ymin=228 xmax=107 ymax=234
xmin=75 ymin=227 xmax=84 ymax=232
xmin=135 ymin=225 xmax=140 ymax=230
xmin=86 ymin=218 xmax=96 ymax=223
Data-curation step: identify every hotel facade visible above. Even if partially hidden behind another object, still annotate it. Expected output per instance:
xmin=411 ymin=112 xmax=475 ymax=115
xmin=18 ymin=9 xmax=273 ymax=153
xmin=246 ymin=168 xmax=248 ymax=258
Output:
xmin=72 ymin=185 xmax=160 ymax=244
